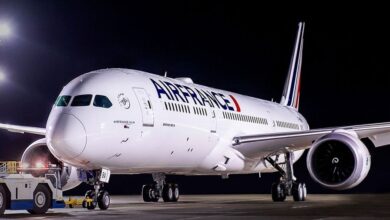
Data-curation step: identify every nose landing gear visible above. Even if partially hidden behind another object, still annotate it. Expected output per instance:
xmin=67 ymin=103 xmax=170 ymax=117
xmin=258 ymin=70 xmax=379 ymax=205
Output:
xmin=82 ymin=186 xmax=110 ymax=210
xmin=79 ymin=169 xmax=111 ymax=210
xmin=142 ymin=173 xmax=180 ymax=203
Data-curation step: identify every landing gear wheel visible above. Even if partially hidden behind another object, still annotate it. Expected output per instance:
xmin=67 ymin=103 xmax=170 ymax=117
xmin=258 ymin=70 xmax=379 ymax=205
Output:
xmin=150 ymin=184 xmax=159 ymax=202
xmin=142 ymin=184 xmax=152 ymax=202
xmin=271 ymin=183 xmax=286 ymax=202
xmin=292 ymin=183 xmax=303 ymax=201
xmin=0 ymin=185 xmax=6 ymax=215
xmin=292 ymin=182 xmax=307 ymax=201
xmin=301 ymin=183 xmax=307 ymax=201
xmin=86 ymin=202 xmax=96 ymax=210
xmin=84 ymin=190 xmax=96 ymax=210
xmin=162 ymin=184 xmax=174 ymax=202
xmin=28 ymin=184 xmax=50 ymax=214
xmin=97 ymin=190 xmax=110 ymax=210
xmin=142 ymin=184 xmax=159 ymax=202
xmin=172 ymin=184 xmax=179 ymax=202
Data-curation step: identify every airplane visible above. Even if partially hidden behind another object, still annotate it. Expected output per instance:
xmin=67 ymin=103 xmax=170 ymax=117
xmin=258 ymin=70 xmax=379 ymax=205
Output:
xmin=1 ymin=22 xmax=390 ymax=211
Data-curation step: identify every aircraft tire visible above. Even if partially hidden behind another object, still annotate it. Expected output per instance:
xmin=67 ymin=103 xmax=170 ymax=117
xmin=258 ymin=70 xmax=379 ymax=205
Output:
xmin=28 ymin=184 xmax=51 ymax=214
xmin=142 ymin=184 xmax=153 ymax=202
xmin=97 ymin=190 xmax=110 ymax=210
xmin=271 ymin=182 xmax=286 ymax=202
xmin=162 ymin=184 xmax=174 ymax=202
xmin=0 ymin=185 xmax=6 ymax=215
xmin=172 ymin=184 xmax=179 ymax=202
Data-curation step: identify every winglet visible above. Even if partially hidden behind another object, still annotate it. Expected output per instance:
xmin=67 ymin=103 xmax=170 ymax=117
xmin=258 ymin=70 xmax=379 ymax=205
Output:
xmin=280 ymin=22 xmax=305 ymax=110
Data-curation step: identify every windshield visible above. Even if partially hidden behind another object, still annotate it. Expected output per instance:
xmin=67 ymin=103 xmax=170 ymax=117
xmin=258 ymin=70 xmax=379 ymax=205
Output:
xmin=71 ymin=94 xmax=93 ymax=106
xmin=55 ymin=95 xmax=71 ymax=107
xmin=93 ymin=95 xmax=112 ymax=108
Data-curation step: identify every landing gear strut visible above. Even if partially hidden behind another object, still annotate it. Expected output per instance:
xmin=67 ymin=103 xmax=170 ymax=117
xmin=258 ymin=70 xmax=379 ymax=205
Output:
xmin=80 ymin=169 xmax=111 ymax=210
xmin=266 ymin=151 xmax=307 ymax=202
xmin=142 ymin=173 xmax=180 ymax=202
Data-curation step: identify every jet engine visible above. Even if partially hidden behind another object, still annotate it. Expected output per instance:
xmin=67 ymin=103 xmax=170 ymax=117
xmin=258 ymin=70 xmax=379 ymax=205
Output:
xmin=306 ymin=130 xmax=371 ymax=190
xmin=21 ymin=138 xmax=81 ymax=191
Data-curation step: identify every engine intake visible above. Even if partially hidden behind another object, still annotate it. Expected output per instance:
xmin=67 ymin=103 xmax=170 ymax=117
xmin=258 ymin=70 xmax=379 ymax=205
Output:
xmin=21 ymin=138 xmax=81 ymax=191
xmin=306 ymin=130 xmax=371 ymax=190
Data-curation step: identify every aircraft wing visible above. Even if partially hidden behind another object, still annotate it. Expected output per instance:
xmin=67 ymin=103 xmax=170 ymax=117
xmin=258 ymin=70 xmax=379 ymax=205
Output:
xmin=0 ymin=123 xmax=46 ymax=136
xmin=232 ymin=122 xmax=390 ymax=158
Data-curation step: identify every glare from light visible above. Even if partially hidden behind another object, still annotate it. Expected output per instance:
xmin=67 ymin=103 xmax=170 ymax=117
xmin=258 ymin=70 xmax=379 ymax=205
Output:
xmin=0 ymin=70 xmax=5 ymax=82
xmin=35 ymin=161 xmax=45 ymax=169
xmin=0 ymin=22 xmax=11 ymax=38
xmin=21 ymin=163 xmax=30 ymax=168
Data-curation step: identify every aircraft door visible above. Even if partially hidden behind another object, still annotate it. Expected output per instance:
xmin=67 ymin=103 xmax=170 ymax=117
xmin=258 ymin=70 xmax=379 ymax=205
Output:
xmin=133 ymin=87 xmax=154 ymax=127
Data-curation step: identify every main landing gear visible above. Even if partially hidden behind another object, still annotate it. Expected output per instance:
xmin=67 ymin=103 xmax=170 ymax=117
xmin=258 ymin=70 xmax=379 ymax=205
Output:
xmin=265 ymin=151 xmax=307 ymax=202
xmin=142 ymin=173 xmax=180 ymax=202
xmin=80 ymin=170 xmax=111 ymax=210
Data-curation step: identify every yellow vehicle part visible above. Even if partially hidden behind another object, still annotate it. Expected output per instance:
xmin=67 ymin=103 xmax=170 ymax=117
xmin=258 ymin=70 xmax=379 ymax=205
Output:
xmin=65 ymin=197 xmax=94 ymax=208
xmin=0 ymin=161 xmax=20 ymax=174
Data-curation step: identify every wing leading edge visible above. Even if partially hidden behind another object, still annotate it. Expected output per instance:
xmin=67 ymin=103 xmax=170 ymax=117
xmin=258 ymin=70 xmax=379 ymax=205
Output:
xmin=0 ymin=123 xmax=46 ymax=136
xmin=232 ymin=122 xmax=390 ymax=159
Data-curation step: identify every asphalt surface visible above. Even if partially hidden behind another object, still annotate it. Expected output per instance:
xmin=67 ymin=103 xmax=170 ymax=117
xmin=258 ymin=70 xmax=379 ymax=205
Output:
xmin=3 ymin=194 xmax=390 ymax=219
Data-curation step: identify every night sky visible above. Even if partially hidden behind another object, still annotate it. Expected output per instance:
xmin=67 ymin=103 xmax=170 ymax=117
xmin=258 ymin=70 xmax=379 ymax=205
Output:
xmin=1 ymin=1 xmax=390 ymax=195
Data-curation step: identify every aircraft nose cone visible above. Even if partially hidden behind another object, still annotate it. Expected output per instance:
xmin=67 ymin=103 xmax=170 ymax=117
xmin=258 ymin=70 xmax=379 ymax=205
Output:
xmin=49 ymin=113 xmax=87 ymax=159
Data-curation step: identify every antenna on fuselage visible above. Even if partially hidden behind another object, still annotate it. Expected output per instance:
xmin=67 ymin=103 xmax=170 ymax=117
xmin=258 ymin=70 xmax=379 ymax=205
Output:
xmin=164 ymin=71 xmax=168 ymax=77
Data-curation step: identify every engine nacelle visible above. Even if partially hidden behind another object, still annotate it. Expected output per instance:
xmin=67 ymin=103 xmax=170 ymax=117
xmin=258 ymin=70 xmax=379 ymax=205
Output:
xmin=306 ymin=130 xmax=371 ymax=190
xmin=21 ymin=138 xmax=82 ymax=191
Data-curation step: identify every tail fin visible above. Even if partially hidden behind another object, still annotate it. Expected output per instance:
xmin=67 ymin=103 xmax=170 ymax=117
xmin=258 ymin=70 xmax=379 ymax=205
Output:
xmin=280 ymin=22 xmax=305 ymax=110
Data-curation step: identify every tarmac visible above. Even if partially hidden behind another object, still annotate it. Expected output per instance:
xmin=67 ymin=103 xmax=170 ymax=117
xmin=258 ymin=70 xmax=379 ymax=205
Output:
xmin=3 ymin=194 xmax=390 ymax=219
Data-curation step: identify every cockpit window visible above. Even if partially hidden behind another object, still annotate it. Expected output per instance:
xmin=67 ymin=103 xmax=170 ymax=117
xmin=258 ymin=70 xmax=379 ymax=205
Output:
xmin=71 ymin=94 xmax=93 ymax=106
xmin=55 ymin=95 xmax=71 ymax=107
xmin=93 ymin=95 xmax=112 ymax=108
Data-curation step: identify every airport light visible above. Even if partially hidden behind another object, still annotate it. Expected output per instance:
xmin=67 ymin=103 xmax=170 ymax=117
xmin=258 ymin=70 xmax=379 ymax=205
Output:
xmin=0 ymin=70 xmax=5 ymax=82
xmin=0 ymin=21 xmax=11 ymax=83
xmin=0 ymin=22 xmax=11 ymax=39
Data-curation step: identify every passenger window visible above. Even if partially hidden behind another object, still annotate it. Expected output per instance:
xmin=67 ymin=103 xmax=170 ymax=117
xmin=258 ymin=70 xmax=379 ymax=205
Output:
xmin=93 ymin=95 xmax=112 ymax=108
xmin=55 ymin=95 xmax=71 ymax=107
xmin=71 ymin=94 xmax=93 ymax=106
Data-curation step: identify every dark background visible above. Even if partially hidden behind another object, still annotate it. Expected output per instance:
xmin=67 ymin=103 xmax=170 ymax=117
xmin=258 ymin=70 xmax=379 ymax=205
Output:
xmin=0 ymin=1 xmax=390 ymax=195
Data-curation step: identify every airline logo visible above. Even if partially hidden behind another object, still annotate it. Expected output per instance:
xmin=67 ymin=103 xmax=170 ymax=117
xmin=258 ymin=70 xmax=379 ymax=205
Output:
xmin=150 ymin=78 xmax=241 ymax=112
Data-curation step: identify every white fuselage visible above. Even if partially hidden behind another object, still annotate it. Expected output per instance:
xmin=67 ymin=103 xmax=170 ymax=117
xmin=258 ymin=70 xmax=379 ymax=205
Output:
xmin=45 ymin=68 xmax=309 ymax=175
